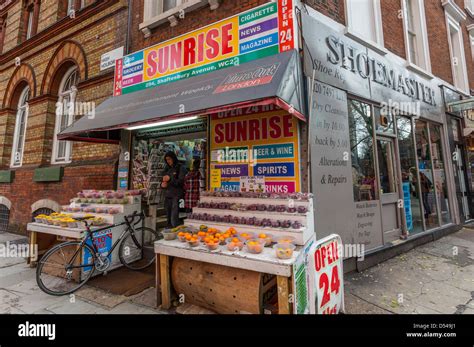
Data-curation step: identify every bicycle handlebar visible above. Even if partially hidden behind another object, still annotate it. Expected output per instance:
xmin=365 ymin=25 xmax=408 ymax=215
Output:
xmin=125 ymin=211 xmax=145 ymax=226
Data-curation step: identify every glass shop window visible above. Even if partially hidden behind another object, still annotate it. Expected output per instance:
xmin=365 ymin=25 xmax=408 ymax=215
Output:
xmin=349 ymin=99 xmax=377 ymax=202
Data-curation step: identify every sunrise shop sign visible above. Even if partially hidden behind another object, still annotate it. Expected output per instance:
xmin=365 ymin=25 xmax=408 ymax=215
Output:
xmin=113 ymin=0 xmax=295 ymax=96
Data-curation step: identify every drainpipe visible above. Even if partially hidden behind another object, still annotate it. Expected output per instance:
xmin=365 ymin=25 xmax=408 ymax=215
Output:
xmin=125 ymin=0 xmax=132 ymax=54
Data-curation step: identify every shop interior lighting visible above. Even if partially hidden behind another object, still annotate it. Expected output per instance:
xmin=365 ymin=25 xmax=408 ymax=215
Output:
xmin=126 ymin=116 xmax=198 ymax=131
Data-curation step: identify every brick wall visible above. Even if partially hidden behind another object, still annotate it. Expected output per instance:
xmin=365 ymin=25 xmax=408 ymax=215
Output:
xmin=2 ymin=0 xmax=20 ymax=52
xmin=0 ymin=0 xmax=127 ymax=234
xmin=304 ymin=0 xmax=345 ymax=25
xmin=380 ymin=0 xmax=406 ymax=60
xmin=130 ymin=0 xmax=269 ymax=53
xmin=0 ymin=163 xmax=117 ymax=234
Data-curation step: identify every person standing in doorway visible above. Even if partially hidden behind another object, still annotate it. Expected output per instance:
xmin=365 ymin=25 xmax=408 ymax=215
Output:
xmin=161 ymin=151 xmax=186 ymax=227
xmin=184 ymin=159 xmax=202 ymax=214
xmin=419 ymin=172 xmax=433 ymax=219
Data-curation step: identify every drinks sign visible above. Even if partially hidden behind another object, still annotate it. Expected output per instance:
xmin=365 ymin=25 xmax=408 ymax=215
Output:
xmin=113 ymin=0 xmax=295 ymax=96
xmin=210 ymin=105 xmax=300 ymax=193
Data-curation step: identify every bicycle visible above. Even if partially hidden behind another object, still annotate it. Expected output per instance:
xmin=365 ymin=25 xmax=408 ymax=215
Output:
xmin=36 ymin=211 xmax=160 ymax=296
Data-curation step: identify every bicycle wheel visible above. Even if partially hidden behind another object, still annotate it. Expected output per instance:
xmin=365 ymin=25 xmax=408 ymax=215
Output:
xmin=119 ymin=227 xmax=159 ymax=270
xmin=36 ymin=241 xmax=96 ymax=296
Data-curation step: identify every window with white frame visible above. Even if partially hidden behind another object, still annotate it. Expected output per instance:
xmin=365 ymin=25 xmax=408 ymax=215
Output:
xmin=52 ymin=66 xmax=78 ymax=164
xmin=466 ymin=0 xmax=474 ymax=16
xmin=146 ymin=0 xmax=182 ymax=19
xmin=25 ymin=7 xmax=34 ymax=40
xmin=345 ymin=0 xmax=384 ymax=47
xmin=11 ymin=86 xmax=30 ymax=168
xmin=446 ymin=15 xmax=470 ymax=92
xmin=402 ymin=0 xmax=431 ymax=71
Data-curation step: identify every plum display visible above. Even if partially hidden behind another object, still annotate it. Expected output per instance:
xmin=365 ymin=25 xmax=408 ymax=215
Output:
xmin=291 ymin=221 xmax=303 ymax=229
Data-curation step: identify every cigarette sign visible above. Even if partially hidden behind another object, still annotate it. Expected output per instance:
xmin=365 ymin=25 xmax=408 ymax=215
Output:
xmin=307 ymin=234 xmax=344 ymax=314
xmin=113 ymin=0 xmax=295 ymax=96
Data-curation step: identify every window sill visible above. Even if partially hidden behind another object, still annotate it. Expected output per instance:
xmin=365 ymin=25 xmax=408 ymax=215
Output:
xmin=406 ymin=62 xmax=434 ymax=80
xmin=139 ymin=0 xmax=220 ymax=37
xmin=466 ymin=7 xmax=474 ymax=18
xmin=344 ymin=28 xmax=388 ymax=56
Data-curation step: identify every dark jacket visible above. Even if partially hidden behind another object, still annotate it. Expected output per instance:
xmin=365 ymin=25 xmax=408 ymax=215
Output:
xmin=162 ymin=151 xmax=187 ymax=198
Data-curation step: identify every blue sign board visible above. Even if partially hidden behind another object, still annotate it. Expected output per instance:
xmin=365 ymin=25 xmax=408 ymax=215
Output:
xmin=254 ymin=162 xmax=294 ymax=177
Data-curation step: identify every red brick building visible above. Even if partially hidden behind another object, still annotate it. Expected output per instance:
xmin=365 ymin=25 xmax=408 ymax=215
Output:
xmin=0 ymin=0 xmax=128 ymax=234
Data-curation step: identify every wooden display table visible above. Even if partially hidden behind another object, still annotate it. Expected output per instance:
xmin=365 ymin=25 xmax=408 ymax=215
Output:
xmin=27 ymin=223 xmax=85 ymax=267
xmin=154 ymin=239 xmax=307 ymax=314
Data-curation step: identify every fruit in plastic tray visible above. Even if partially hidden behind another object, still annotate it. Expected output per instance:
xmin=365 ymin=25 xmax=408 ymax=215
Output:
xmin=186 ymin=237 xmax=200 ymax=247
xmin=226 ymin=237 xmax=244 ymax=251
xmin=239 ymin=217 xmax=248 ymax=225
xmin=262 ymin=219 xmax=272 ymax=228
xmin=256 ymin=204 xmax=267 ymax=211
xmin=245 ymin=239 xmax=265 ymax=254
xmin=247 ymin=217 xmax=255 ymax=226
xmin=254 ymin=219 xmax=263 ymax=227
xmin=276 ymin=236 xmax=296 ymax=244
xmin=246 ymin=204 xmax=257 ymax=211
xmin=287 ymin=207 xmax=297 ymax=213
xmin=238 ymin=232 xmax=255 ymax=240
xmin=177 ymin=232 xmax=188 ymax=242
xmin=217 ymin=202 xmax=229 ymax=210
xmin=267 ymin=205 xmax=276 ymax=212
xmin=274 ymin=243 xmax=295 ymax=259
xmin=280 ymin=220 xmax=292 ymax=229
xmin=205 ymin=240 xmax=219 ymax=250
xmin=275 ymin=205 xmax=287 ymax=213
xmin=271 ymin=220 xmax=280 ymax=228
xmin=258 ymin=233 xmax=273 ymax=246
xmin=231 ymin=216 xmax=240 ymax=224
xmin=114 ymin=191 xmax=125 ymax=199
xmin=291 ymin=221 xmax=303 ymax=229
xmin=297 ymin=206 xmax=308 ymax=214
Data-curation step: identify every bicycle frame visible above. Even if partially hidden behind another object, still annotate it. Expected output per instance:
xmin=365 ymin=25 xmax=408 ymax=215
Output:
xmin=64 ymin=214 xmax=144 ymax=270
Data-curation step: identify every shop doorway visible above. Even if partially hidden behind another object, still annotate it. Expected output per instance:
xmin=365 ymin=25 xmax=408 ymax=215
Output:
xmin=448 ymin=116 xmax=472 ymax=222
xmin=376 ymin=137 xmax=401 ymax=242
xmin=131 ymin=117 xmax=208 ymax=226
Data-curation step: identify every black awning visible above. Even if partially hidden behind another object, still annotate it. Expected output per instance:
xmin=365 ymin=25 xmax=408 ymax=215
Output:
xmin=58 ymin=49 xmax=306 ymax=143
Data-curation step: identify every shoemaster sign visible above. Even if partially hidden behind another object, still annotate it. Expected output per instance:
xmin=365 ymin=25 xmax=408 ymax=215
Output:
xmin=113 ymin=0 xmax=295 ymax=96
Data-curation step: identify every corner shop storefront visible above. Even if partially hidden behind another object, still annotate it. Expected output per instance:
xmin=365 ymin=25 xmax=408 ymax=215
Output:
xmin=302 ymin=11 xmax=459 ymax=257
xmin=58 ymin=1 xmax=306 ymax=214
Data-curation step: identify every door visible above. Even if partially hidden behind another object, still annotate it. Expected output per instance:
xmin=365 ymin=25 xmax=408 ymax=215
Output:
xmin=376 ymin=137 xmax=401 ymax=243
xmin=455 ymin=144 xmax=471 ymax=221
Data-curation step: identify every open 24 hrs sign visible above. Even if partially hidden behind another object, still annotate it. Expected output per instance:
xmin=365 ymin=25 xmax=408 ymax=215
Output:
xmin=307 ymin=234 xmax=345 ymax=314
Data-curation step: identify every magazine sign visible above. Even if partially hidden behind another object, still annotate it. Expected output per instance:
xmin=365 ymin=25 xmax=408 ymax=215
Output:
xmin=307 ymin=234 xmax=344 ymax=314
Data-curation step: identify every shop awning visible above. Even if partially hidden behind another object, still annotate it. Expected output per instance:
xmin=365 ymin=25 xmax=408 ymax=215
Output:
xmin=58 ymin=49 xmax=306 ymax=143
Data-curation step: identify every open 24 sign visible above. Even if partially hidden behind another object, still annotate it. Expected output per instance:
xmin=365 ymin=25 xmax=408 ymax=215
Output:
xmin=307 ymin=234 xmax=344 ymax=314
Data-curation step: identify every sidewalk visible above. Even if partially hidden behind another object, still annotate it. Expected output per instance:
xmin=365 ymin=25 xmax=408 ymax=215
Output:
xmin=344 ymin=228 xmax=474 ymax=314
xmin=1 ymin=229 xmax=473 ymax=314
xmin=0 ymin=232 xmax=167 ymax=314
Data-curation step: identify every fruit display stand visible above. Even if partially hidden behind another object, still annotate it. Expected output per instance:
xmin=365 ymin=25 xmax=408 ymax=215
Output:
xmin=154 ymin=193 xmax=315 ymax=314
xmin=27 ymin=192 xmax=142 ymax=280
